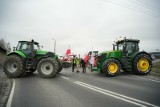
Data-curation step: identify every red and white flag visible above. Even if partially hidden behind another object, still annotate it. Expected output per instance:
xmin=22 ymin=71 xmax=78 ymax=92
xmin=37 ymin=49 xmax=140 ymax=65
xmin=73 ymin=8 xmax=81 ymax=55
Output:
xmin=84 ymin=53 xmax=89 ymax=62
xmin=65 ymin=49 xmax=71 ymax=55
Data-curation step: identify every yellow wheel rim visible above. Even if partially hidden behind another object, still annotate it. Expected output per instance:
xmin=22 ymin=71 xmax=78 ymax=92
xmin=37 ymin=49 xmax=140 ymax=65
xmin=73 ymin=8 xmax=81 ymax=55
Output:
xmin=108 ymin=62 xmax=118 ymax=74
xmin=137 ymin=58 xmax=149 ymax=72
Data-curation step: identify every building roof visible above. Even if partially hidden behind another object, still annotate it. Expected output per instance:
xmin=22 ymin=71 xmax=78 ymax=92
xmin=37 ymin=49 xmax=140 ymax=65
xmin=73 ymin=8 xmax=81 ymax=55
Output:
xmin=19 ymin=41 xmax=39 ymax=45
xmin=116 ymin=38 xmax=140 ymax=44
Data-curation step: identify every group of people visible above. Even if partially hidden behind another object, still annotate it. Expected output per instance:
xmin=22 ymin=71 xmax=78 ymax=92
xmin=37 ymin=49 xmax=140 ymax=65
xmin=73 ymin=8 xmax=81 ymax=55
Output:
xmin=72 ymin=56 xmax=86 ymax=73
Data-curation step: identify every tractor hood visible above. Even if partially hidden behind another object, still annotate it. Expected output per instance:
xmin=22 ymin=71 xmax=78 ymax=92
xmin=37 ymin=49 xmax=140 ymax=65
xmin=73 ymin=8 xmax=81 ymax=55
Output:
xmin=36 ymin=50 xmax=57 ymax=60
xmin=36 ymin=50 xmax=48 ymax=55
xmin=98 ymin=50 xmax=122 ymax=62
xmin=99 ymin=50 xmax=122 ymax=56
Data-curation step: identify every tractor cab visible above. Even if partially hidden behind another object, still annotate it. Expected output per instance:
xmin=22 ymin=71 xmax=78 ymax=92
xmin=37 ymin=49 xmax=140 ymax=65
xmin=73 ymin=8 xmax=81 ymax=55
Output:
xmin=114 ymin=38 xmax=140 ymax=57
xmin=15 ymin=40 xmax=40 ymax=58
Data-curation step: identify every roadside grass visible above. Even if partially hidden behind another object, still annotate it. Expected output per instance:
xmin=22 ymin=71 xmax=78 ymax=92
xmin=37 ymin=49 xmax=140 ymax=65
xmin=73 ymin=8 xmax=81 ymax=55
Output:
xmin=152 ymin=61 xmax=160 ymax=74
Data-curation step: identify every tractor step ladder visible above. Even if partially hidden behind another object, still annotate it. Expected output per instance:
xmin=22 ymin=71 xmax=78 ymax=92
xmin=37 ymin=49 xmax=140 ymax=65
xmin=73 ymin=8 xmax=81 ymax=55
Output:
xmin=126 ymin=58 xmax=132 ymax=71
xmin=122 ymin=57 xmax=132 ymax=71
xmin=26 ymin=59 xmax=33 ymax=69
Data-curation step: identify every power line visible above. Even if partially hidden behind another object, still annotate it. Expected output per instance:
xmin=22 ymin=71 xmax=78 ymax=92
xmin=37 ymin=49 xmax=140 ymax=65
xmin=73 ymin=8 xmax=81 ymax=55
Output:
xmin=129 ymin=0 xmax=160 ymax=13
xmin=103 ymin=0 xmax=160 ymax=19
xmin=116 ymin=0 xmax=160 ymax=18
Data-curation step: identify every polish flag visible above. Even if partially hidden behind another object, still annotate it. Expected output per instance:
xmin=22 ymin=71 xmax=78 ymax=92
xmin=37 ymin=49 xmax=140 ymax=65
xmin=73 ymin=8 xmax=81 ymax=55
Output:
xmin=84 ymin=54 xmax=89 ymax=62
xmin=90 ymin=52 xmax=97 ymax=67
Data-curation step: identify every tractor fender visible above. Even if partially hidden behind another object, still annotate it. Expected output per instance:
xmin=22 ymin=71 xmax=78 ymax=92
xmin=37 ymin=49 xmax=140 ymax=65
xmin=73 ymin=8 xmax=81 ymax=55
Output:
xmin=131 ymin=51 xmax=152 ymax=61
xmin=102 ymin=57 xmax=122 ymax=69
xmin=108 ymin=57 xmax=122 ymax=65
xmin=7 ymin=51 xmax=27 ymax=58
xmin=35 ymin=56 xmax=58 ymax=69
xmin=35 ymin=56 xmax=50 ymax=68
xmin=6 ymin=51 xmax=26 ymax=64
xmin=131 ymin=51 xmax=152 ymax=69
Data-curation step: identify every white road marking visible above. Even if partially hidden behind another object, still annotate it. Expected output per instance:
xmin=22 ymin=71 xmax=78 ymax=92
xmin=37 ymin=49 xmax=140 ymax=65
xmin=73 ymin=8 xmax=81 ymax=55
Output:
xmin=134 ymin=76 xmax=160 ymax=83
xmin=60 ymin=76 xmax=69 ymax=80
xmin=7 ymin=79 xmax=15 ymax=107
xmin=75 ymin=81 xmax=158 ymax=107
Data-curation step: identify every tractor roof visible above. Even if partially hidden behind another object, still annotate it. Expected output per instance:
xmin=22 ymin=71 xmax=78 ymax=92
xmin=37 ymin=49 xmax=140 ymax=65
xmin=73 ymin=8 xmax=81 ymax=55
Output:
xmin=116 ymin=38 xmax=140 ymax=44
xmin=88 ymin=51 xmax=99 ymax=55
xmin=19 ymin=41 xmax=39 ymax=45
xmin=88 ymin=51 xmax=98 ymax=53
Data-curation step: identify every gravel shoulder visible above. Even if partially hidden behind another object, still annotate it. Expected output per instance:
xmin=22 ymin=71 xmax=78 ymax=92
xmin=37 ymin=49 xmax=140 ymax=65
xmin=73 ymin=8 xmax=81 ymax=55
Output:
xmin=151 ymin=59 xmax=160 ymax=75
xmin=0 ymin=67 xmax=13 ymax=107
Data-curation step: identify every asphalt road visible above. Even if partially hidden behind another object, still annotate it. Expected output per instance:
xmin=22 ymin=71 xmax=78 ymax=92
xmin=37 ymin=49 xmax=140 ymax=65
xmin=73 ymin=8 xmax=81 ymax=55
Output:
xmin=1 ymin=67 xmax=160 ymax=107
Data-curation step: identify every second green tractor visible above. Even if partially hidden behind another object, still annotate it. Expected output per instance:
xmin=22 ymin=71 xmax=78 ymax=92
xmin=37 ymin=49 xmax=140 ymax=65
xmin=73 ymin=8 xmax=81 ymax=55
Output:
xmin=95 ymin=37 xmax=152 ymax=76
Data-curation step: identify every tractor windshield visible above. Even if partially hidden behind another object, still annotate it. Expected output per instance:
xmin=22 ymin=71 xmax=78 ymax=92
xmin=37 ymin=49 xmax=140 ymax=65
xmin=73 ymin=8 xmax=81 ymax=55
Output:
xmin=117 ymin=41 xmax=139 ymax=56
xmin=17 ymin=42 xmax=30 ymax=50
xmin=125 ymin=42 xmax=139 ymax=55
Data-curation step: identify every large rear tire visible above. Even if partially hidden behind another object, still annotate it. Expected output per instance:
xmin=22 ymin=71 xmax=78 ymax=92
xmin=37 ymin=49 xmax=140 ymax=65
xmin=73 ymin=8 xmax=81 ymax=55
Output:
xmin=133 ymin=53 xmax=152 ymax=75
xmin=102 ymin=59 xmax=121 ymax=77
xmin=3 ymin=55 xmax=25 ymax=78
xmin=37 ymin=58 xmax=58 ymax=78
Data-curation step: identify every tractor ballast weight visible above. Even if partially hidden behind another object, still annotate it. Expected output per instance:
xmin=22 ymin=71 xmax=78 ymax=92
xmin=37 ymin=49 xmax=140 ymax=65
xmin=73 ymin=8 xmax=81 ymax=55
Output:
xmin=96 ymin=37 xmax=152 ymax=76
xmin=2 ymin=40 xmax=63 ymax=78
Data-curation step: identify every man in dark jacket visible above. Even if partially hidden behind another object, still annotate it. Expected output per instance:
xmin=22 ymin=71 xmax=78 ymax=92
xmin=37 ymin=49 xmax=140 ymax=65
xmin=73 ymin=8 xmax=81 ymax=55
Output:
xmin=81 ymin=58 xmax=86 ymax=73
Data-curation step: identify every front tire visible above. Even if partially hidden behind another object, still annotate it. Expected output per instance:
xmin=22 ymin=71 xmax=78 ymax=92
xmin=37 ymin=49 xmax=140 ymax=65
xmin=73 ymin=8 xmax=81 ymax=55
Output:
xmin=102 ymin=59 xmax=121 ymax=77
xmin=37 ymin=58 xmax=58 ymax=78
xmin=133 ymin=53 xmax=152 ymax=75
xmin=3 ymin=55 xmax=25 ymax=78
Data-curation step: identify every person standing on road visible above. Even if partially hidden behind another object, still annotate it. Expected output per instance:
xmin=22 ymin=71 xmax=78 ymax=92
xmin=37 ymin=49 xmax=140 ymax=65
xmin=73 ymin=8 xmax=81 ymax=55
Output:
xmin=81 ymin=58 xmax=86 ymax=73
xmin=75 ymin=57 xmax=80 ymax=73
xmin=72 ymin=55 xmax=76 ymax=72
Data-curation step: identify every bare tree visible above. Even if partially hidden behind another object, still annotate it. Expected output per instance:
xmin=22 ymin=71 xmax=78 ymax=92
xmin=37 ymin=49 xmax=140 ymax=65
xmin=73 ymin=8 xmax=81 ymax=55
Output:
xmin=0 ymin=39 xmax=5 ymax=49
xmin=0 ymin=39 xmax=11 ymax=53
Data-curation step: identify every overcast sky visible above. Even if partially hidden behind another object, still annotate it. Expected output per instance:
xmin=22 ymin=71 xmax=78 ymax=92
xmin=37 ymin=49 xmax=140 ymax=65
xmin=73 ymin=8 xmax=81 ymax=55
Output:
xmin=0 ymin=0 xmax=160 ymax=57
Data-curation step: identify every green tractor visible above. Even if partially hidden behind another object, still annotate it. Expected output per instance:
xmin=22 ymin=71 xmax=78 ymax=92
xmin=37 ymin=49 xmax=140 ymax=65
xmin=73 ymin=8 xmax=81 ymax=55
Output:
xmin=3 ymin=40 xmax=63 ymax=78
xmin=96 ymin=37 xmax=152 ymax=76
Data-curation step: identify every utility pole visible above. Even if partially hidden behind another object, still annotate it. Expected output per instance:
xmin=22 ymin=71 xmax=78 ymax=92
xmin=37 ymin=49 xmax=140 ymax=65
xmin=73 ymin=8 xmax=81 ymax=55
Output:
xmin=52 ymin=39 xmax=56 ymax=53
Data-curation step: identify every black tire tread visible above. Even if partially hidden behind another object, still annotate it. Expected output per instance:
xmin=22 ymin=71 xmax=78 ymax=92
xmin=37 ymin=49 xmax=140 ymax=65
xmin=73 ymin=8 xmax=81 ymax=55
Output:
xmin=3 ymin=55 xmax=25 ymax=78
xmin=57 ymin=60 xmax=63 ymax=73
xmin=133 ymin=53 xmax=152 ymax=75
xmin=37 ymin=58 xmax=58 ymax=78
xmin=102 ymin=58 xmax=121 ymax=77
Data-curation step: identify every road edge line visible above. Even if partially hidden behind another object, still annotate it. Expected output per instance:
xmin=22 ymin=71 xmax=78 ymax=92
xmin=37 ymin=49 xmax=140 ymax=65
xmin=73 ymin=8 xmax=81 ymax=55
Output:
xmin=6 ymin=79 xmax=15 ymax=107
